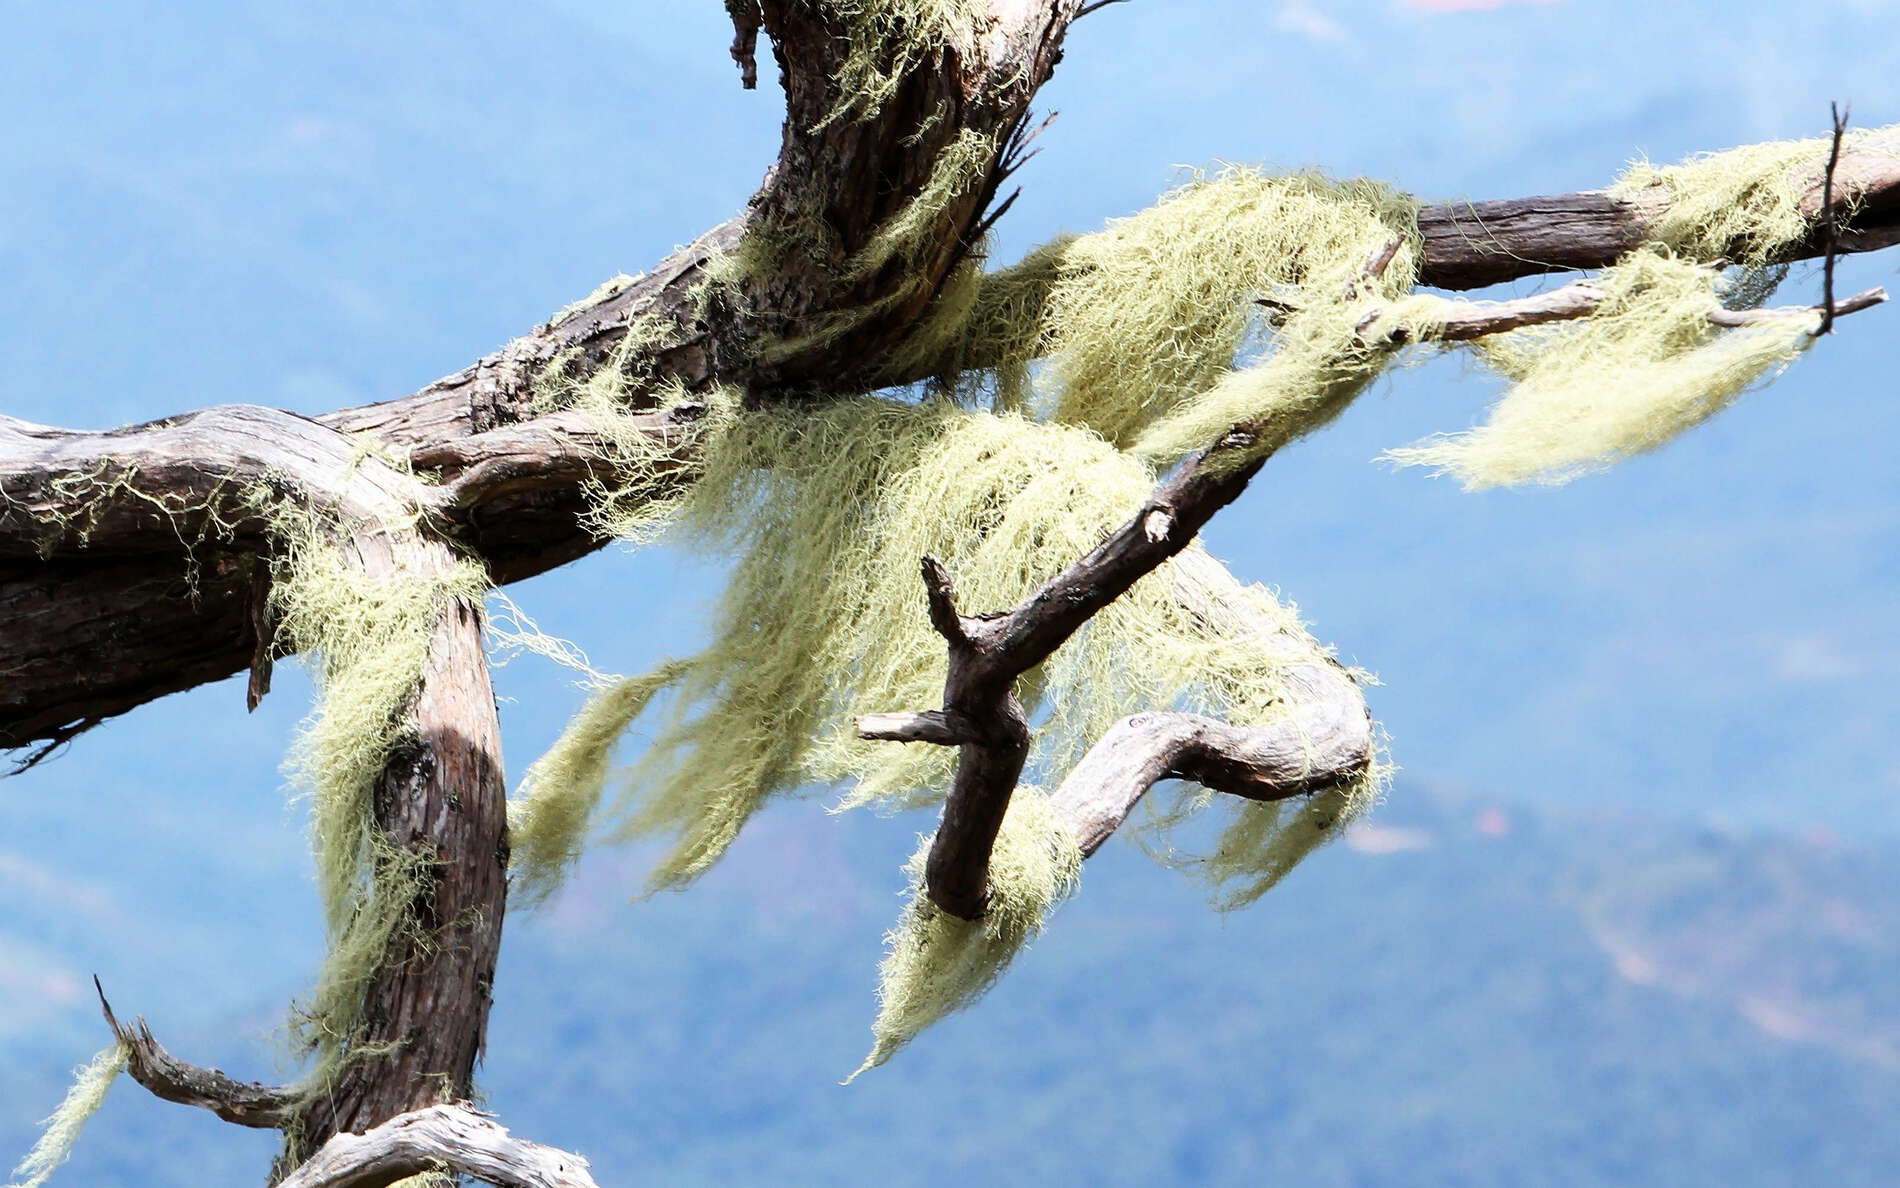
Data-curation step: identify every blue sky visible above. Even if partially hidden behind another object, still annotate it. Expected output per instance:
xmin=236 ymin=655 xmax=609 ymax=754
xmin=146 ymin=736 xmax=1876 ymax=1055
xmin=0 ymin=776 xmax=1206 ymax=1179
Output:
xmin=3 ymin=1 xmax=1898 ymax=1180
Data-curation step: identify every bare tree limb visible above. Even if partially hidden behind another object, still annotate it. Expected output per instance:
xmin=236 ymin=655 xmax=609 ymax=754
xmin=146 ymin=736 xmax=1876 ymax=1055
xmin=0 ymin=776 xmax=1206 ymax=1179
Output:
xmin=856 ymin=709 xmax=981 ymax=745
xmin=275 ymin=1104 xmax=598 ymax=1188
xmin=1817 ymin=101 xmax=1853 ymax=336
xmin=1364 ymin=280 xmax=1888 ymax=343
xmin=95 ymin=977 xmax=297 ymax=1130
xmin=1047 ymin=709 xmax=1369 ymax=857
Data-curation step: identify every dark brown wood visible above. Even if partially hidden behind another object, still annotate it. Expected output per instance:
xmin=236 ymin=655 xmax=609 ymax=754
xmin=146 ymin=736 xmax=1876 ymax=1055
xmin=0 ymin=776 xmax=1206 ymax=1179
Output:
xmin=887 ymin=424 xmax=1299 ymax=919
xmin=274 ymin=566 xmax=509 ymax=1176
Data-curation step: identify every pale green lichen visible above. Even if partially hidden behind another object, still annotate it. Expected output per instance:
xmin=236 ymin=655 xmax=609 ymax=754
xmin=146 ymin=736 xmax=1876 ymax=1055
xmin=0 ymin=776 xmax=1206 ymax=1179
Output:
xmin=509 ymin=659 xmax=691 ymax=905
xmin=849 ymin=787 xmax=1082 ymax=1080
xmin=1387 ymin=251 xmax=1817 ymax=488
xmin=7 ymin=1042 xmax=126 ymax=1188
xmin=255 ymin=498 xmax=491 ymax=1087
xmin=511 ymin=133 xmax=1875 ymax=1066
xmin=1610 ymin=128 xmax=1882 ymax=265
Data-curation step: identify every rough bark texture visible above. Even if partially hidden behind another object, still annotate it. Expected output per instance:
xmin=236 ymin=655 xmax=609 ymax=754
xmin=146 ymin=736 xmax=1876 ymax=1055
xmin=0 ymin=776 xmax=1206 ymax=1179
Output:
xmin=274 ymin=576 xmax=509 ymax=1177
xmin=98 ymin=981 xmax=297 ymax=1130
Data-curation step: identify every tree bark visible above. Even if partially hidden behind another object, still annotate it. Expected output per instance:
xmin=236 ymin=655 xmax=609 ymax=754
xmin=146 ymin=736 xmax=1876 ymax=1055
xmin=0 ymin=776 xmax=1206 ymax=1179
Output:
xmin=274 ymin=561 xmax=509 ymax=1176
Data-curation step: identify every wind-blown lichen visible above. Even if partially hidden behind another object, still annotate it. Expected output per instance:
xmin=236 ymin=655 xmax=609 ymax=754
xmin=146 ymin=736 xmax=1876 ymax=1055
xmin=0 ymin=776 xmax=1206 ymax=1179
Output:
xmin=1387 ymin=251 xmax=1817 ymax=488
xmin=7 ymin=1042 xmax=126 ymax=1188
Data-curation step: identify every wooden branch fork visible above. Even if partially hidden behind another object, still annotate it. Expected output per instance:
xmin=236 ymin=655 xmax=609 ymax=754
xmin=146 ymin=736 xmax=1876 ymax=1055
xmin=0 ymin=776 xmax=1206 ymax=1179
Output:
xmin=7 ymin=2 xmax=1898 ymax=1181
xmin=858 ymin=405 xmax=1377 ymax=918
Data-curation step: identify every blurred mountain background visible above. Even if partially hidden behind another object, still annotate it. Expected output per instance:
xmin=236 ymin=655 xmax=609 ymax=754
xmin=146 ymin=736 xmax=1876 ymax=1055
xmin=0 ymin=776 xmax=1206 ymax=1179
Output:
xmin=2 ymin=1 xmax=1896 ymax=1183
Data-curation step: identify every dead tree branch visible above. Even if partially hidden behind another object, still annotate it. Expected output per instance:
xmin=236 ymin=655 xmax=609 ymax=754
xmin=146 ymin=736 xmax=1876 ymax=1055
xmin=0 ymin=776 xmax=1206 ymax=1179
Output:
xmin=275 ymin=1104 xmax=598 ymax=1188
xmin=1046 ymin=710 xmax=1365 ymax=857
xmin=6 ymin=124 xmax=1897 ymax=763
xmin=95 ymin=978 xmax=296 ymax=1130
xmin=1363 ymin=280 xmax=1888 ymax=343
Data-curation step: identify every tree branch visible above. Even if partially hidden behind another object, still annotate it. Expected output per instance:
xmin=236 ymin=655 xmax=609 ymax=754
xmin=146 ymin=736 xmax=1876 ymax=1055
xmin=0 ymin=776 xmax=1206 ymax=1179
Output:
xmin=275 ymin=1104 xmax=598 ymax=1188
xmin=6 ymin=109 xmax=1898 ymax=763
xmin=95 ymin=977 xmax=297 ymax=1130
xmin=1365 ymin=280 xmax=1888 ymax=343
xmin=1046 ymin=709 xmax=1368 ymax=857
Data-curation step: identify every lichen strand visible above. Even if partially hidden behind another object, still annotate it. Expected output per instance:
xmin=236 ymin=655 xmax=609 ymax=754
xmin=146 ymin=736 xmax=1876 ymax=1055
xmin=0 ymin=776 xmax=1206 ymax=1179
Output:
xmin=7 ymin=1042 xmax=127 ymax=1188
xmin=849 ymin=787 xmax=1082 ymax=1080
xmin=508 ymin=659 xmax=692 ymax=906
xmin=1029 ymin=171 xmax=1423 ymax=456
xmin=1387 ymin=251 xmax=1818 ymax=488
xmin=260 ymin=500 xmax=491 ymax=1089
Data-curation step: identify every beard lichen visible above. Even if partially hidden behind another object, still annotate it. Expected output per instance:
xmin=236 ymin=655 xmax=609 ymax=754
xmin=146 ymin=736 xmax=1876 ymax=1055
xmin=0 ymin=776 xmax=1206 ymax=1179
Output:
xmin=1387 ymin=250 xmax=1818 ymax=488
xmin=499 ymin=133 xmax=1867 ymax=1065
xmin=1609 ymin=128 xmax=1886 ymax=266
xmin=848 ymin=786 xmax=1082 ymax=1081
xmin=7 ymin=1042 xmax=127 ymax=1188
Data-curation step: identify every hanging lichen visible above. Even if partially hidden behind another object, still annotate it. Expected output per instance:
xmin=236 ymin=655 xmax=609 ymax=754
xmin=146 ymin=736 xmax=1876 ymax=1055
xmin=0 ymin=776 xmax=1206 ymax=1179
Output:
xmin=1386 ymin=251 xmax=1817 ymax=488
xmin=509 ymin=659 xmax=692 ymax=905
xmin=1144 ymin=756 xmax=1388 ymax=912
xmin=590 ymin=396 xmax=1336 ymax=893
xmin=848 ymin=787 xmax=1082 ymax=1080
xmin=255 ymin=496 xmax=491 ymax=1088
xmin=7 ymin=1042 xmax=126 ymax=1188
xmin=506 ymin=130 xmax=1874 ymax=1068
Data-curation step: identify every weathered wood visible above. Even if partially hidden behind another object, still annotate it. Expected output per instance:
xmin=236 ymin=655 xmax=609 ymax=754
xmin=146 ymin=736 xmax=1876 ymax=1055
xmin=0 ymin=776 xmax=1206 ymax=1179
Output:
xmin=1369 ymin=281 xmax=1888 ymax=342
xmin=1047 ymin=710 xmax=1368 ymax=857
xmin=273 ymin=548 xmax=510 ymax=1176
xmin=96 ymin=978 xmax=298 ymax=1130
xmin=6 ymin=123 xmax=1897 ymax=761
xmin=275 ymin=1104 xmax=598 ymax=1188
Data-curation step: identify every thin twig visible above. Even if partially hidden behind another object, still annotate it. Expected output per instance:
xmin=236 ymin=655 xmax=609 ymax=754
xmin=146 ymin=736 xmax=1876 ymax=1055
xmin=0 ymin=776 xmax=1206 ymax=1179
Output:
xmin=1817 ymin=100 xmax=1852 ymax=336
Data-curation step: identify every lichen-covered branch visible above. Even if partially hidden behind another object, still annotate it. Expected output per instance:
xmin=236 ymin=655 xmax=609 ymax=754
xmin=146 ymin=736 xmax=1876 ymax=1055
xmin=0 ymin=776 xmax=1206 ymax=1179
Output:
xmin=274 ymin=1104 xmax=598 ymax=1188
xmin=7 ymin=122 xmax=1897 ymax=761
xmin=862 ymin=421 xmax=1306 ymax=918
xmin=1046 ymin=710 xmax=1369 ymax=857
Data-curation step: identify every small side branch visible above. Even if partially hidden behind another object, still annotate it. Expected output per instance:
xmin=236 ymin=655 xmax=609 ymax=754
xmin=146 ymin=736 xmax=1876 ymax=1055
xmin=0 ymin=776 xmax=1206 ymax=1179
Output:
xmin=1047 ymin=710 xmax=1371 ymax=857
xmin=95 ymin=978 xmax=296 ymax=1130
xmin=275 ymin=1103 xmax=599 ymax=1188
xmin=1818 ymin=101 xmax=1852 ymax=336
xmin=724 ymin=0 xmax=764 ymax=90
xmin=1365 ymin=280 xmax=1887 ymax=344
xmin=856 ymin=710 xmax=980 ymax=745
